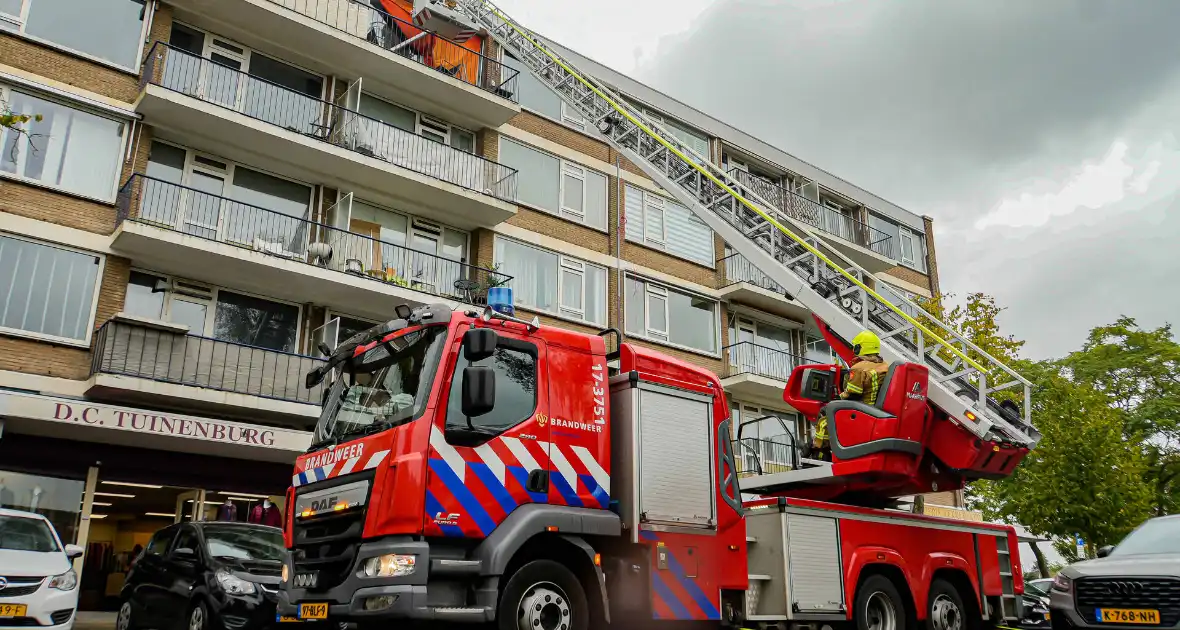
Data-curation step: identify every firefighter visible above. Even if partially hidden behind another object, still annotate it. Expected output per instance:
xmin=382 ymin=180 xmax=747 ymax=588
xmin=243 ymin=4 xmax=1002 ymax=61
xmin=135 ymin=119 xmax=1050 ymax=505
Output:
xmin=811 ymin=330 xmax=891 ymax=461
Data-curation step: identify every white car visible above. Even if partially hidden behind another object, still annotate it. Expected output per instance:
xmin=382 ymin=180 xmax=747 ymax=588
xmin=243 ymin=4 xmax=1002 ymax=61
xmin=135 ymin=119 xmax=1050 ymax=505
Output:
xmin=0 ymin=508 xmax=84 ymax=630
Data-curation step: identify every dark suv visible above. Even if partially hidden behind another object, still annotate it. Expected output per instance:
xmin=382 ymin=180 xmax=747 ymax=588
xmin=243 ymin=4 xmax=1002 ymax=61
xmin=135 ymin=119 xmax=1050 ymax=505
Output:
xmin=117 ymin=522 xmax=286 ymax=630
xmin=1050 ymin=515 xmax=1180 ymax=629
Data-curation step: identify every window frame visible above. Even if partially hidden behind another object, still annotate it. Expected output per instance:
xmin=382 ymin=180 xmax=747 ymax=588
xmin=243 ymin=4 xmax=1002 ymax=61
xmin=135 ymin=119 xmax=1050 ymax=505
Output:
xmin=123 ymin=268 xmax=305 ymax=352
xmin=624 ymin=185 xmax=716 ymax=267
xmin=171 ymin=21 xmax=329 ymax=101
xmin=624 ymin=275 xmax=721 ymax=357
xmin=502 ymin=51 xmax=591 ymax=137
xmin=0 ymin=232 xmax=106 ymax=347
xmin=493 ymin=236 xmax=608 ymax=327
xmin=1 ymin=0 xmax=151 ymax=73
xmin=898 ymin=228 xmax=926 ymax=271
xmin=356 ymin=89 xmax=477 ymax=154
xmin=442 ymin=333 xmax=541 ymax=442
xmin=497 ymin=137 xmax=608 ymax=231
xmin=0 ymin=83 xmax=131 ymax=203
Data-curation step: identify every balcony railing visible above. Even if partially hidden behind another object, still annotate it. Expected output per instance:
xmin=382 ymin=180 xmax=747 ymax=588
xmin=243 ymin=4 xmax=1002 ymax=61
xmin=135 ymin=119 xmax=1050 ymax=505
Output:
xmin=117 ymin=174 xmax=513 ymax=304
xmin=262 ymin=0 xmax=518 ymax=101
xmin=728 ymin=168 xmax=894 ymax=259
xmin=717 ymin=251 xmax=791 ymax=296
xmin=724 ymin=341 xmax=804 ymax=382
xmin=141 ymin=42 xmax=518 ymax=202
xmin=91 ymin=318 xmax=326 ymax=406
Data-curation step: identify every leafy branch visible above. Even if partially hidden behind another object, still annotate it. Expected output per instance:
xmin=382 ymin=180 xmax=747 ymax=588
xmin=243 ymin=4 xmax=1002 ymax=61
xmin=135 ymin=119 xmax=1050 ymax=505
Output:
xmin=1 ymin=108 xmax=44 ymax=162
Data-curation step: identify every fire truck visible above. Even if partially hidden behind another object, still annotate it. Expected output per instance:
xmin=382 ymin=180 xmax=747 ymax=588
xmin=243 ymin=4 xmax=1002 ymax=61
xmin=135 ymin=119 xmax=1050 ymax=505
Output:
xmin=278 ymin=1 xmax=1041 ymax=629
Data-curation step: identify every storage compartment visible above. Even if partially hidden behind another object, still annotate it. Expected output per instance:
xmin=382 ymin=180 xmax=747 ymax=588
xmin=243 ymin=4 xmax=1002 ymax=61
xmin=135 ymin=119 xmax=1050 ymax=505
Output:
xmin=743 ymin=505 xmax=844 ymax=620
xmin=609 ymin=376 xmax=716 ymax=537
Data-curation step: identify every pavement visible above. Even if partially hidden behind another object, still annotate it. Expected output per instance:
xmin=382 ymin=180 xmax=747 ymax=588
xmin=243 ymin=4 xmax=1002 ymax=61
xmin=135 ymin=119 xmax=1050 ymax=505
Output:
xmin=75 ymin=612 xmax=117 ymax=630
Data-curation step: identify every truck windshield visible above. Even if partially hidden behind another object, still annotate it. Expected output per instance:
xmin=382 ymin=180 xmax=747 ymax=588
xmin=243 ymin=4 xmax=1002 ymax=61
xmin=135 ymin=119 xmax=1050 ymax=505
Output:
xmin=313 ymin=325 xmax=448 ymax=447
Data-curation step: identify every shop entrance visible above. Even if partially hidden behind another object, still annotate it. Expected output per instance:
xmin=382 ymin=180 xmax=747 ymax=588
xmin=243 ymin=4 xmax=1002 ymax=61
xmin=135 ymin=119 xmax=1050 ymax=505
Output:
xmin=78 ymin=477 xmax=286 ymax=612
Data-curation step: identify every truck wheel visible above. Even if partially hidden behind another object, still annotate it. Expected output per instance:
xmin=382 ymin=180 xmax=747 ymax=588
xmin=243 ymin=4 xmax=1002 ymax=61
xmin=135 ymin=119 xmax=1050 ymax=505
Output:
xmin=855 ymin=575 xmax=907 ymax=630
xmin=498 ymin=559 xmax=589 ymax=630
xmin=927 ymin=579 xmax=973 ymax=630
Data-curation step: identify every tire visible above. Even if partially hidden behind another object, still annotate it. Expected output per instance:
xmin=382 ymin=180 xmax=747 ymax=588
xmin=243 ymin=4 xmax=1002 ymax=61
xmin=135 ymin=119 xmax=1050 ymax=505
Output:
xmin=927 ymin=579 xmax=974 ymax=630
xmin=187 ymin=600 xmax=208 ymax=630
xmin=497 ymin=559 xmax=589 ymax=630
xmin=116 ymin=599 xmax=136 ymax=630
xmin=855 ymin=574 xmax=908 ymax=630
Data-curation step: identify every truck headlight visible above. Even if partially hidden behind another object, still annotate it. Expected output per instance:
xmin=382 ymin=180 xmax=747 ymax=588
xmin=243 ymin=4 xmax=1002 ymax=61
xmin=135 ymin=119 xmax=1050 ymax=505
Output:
xmin=282 ymin=564 xmax=289 ymax=583
xmin=1052 ymin=574 xmax=1072 ymax=593
xmin=48 ymin=569 xmax=77 ymax=591
xmin=360 ymin=554 xmax=416 ymax=578
xmin=216 ymin=569 xmax=257 ymax=595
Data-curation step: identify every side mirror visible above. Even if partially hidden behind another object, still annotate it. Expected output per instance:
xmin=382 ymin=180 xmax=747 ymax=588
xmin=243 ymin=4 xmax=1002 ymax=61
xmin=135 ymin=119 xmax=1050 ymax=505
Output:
xmin=171 ymin=547 xmax=197 ymax=562
xmin=64 ymin=544 xmax=84 ymax=560
xmin=461 ymin=366 xmax=495 ymax=417
xmin=1096 ymin=545 xmax=1114 ymax=558
xmin=463 ymin=328 xmax=498 ymax=362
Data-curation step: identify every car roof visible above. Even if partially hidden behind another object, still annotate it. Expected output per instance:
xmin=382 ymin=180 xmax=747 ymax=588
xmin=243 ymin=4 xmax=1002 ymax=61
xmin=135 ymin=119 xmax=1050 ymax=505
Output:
xmin=195 ymin=521 xmax=282 ymax=531
xmin=0 ymin=507 xmax=51 ymax=522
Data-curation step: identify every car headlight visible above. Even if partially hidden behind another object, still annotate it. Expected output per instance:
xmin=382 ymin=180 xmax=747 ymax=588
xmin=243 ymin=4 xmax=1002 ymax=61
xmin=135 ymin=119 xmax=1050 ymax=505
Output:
xmin=1052 ymin=574 xmax=1072 ymax=593
xmin=48 ymin=569 xmax=77 ymax=591
xmin=215 ymin=569 xmax=257 ymax=595
xmin=360 ymin=554 xmax=416 ymax=578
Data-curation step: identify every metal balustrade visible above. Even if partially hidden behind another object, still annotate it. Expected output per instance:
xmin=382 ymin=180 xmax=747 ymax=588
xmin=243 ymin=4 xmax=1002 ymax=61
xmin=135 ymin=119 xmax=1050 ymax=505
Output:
xmin=141 ymin=42 xmax=518 ymax=202
xmin=718 ymin=251 xmax=790 ymax=295
xmin=91 ymin=318 xmax=326 ymax=406
xmin=728 ymin=168 xmax=895 ymax=259
xmin=723 ymin=341 xmax=804 ymax=382
xmin=117 ymin=174 xmax=513 ymax=305
xmin=262 ymin=0 xmax=518 ymax=100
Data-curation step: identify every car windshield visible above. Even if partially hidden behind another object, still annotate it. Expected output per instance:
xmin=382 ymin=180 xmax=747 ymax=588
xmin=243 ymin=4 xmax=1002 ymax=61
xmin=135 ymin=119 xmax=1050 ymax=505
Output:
xmin=203 ymin=525 xmax=285 ymax=561
xmin=1025 ymin=580 xmax=1052 ymax=596
xmin=1110 ymin=517 xmax=1180 ymax=557
xmin=313 ymin=325 xmax=448 ymax=445
xmin=0 ymin=514 xmax=60 ymax=552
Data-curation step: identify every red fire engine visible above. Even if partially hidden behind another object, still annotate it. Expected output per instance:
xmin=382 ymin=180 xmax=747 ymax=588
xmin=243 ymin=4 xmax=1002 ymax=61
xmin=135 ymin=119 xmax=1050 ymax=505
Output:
xmin=276 ymin=302 xmax=1028 ymax=630
xmin=278 ymin=2 xmax=1040 ymax=628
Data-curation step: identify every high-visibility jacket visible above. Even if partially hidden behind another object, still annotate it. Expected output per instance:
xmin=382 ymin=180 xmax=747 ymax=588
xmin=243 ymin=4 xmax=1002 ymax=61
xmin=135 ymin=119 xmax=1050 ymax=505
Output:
xmin=814 ymin=356 xmax=890 ymax=449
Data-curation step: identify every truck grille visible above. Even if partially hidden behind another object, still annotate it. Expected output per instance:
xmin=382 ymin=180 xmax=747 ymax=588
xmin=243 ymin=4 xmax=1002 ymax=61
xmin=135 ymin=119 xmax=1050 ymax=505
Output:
xmin=1076 ymin=578 xmax=1180 ymax=626
xmin=292 ymin=505 xmax=367 ymax=591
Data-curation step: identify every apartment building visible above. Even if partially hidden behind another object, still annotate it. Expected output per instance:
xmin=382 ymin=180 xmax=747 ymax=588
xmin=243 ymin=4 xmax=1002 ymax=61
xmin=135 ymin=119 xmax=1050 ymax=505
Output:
xmin=0 ymin=0 xmax=952 ymax=598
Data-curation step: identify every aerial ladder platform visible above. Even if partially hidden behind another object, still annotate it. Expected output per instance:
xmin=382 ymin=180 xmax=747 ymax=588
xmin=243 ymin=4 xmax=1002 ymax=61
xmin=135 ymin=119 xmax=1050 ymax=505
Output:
xmin=449 ymin=0 xmax=1039 ymax=499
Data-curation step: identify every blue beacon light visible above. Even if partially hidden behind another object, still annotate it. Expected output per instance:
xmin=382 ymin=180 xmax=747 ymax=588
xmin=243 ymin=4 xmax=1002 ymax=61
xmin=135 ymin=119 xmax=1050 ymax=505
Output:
xmin=487 ymin=287 xmax=515 ymax=316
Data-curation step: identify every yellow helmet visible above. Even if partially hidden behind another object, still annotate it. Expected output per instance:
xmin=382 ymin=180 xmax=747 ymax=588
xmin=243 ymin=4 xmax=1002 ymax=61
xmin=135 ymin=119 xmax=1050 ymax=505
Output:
xmin=851 ymin=330 xmax=881 ymax=357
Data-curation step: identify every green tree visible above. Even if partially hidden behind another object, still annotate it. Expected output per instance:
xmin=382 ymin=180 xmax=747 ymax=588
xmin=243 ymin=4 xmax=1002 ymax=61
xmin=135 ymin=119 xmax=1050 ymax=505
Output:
xmin=1062 ymin=317 xmax=1180 ymax=515
xmin=980 ymin=362 xmax=1153 ymax=557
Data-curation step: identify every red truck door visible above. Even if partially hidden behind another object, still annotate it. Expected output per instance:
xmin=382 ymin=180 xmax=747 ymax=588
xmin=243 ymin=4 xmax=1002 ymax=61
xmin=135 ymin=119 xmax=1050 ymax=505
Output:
xmin=424 ymin=329 xmax=552 ymax=539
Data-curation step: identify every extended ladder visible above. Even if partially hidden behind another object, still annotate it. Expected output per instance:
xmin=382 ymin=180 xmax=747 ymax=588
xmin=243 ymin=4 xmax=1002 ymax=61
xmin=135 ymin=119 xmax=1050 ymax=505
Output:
xmin=457 ymin=0 xmax=1038 ymax=449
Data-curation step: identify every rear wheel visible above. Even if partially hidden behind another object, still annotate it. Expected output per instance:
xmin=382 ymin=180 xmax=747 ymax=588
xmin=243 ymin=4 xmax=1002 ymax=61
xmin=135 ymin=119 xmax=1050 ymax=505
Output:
xmin=855 ymin=574 xmax=907 ymax=630
xmin=927 ymin=579 xmax=967 ymax=630
xmin=116 ymin=600 xmax=135 ymax=630
xmin=498 ymin=559 xmax=589 ymax=630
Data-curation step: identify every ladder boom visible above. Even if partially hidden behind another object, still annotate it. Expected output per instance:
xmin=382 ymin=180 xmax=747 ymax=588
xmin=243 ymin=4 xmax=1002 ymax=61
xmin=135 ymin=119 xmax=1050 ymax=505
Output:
xmin=460 ymin=0 xmax=1038 ymax=449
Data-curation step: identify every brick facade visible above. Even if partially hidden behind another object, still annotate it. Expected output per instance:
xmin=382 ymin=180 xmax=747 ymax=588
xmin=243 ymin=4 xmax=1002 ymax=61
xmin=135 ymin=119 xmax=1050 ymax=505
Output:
xmin=922 ymin=215 xmax=941 ymax=297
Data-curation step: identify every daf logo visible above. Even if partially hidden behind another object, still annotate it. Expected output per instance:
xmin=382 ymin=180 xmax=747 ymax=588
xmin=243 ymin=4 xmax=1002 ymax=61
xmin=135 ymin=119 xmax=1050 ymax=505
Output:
xmin=310 ymin=497 xmax=338 ymax=512
xmin=293 ymin=573 xmax=319 ymax=589
xmin=0 ymin=577 xmax=8 ymax=590
xmin=1102 ymin=581 xmax=1143 ymax=596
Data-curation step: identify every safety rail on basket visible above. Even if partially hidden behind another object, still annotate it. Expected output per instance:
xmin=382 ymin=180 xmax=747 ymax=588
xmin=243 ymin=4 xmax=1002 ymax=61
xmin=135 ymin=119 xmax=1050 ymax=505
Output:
xmin=733 ymin=433 xmax=800 ymax=477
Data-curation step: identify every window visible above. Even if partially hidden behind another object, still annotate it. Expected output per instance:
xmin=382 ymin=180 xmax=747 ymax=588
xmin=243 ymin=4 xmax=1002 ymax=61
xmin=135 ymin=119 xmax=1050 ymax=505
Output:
xmin=446 ymin=341 xmax=538 ymax=433
xmin=203 ymin=524 xmax=285 ymax=561
xmin=122 ymin=272 xmax=301 ymax=353
xmin=625 ymin=277 xmax=718 ymax=354
xmin=498 ymin=138 xmax=607 ymax=230
xmin=0 ymin=514 xmax=59 ymax=552
xmin=345 ymin=198 xmax=470 ymax=291
xmin=502 ymin=53 xmax=586 ymax=131
xmin=494 ymin=237 xmax=607 ymax=325
xmin=0 ymin=234 xmax=103 ymax=345
xmin=624 ymin=184 xmax=714 ymax=267
xmin=0 ymin=470 xmax=84 ymax=545
xmin=868 ymin=212 xmax=927 ymax=272
xmin=627 ymin=100 xmax=710 ymax=160
xmin=145 ymin=528 xmax=177 ymax=557
xmin=0 ymin=86 xmax=126 ymax=201
xmin=172 ymin=527 xmax=200 ymax=554
xmin=728 ymin=315 xmax=797 ymax=380
xmin=358 ymin=93 xmax=477 ymax=153
xmin=4 ymin=0 xmax=146 ymax=69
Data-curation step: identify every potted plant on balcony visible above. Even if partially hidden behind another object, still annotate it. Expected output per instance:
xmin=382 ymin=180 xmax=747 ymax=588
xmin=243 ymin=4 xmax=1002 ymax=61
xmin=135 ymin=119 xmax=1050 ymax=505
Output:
xmin=468 ymin=263 xmax=508 ymax=305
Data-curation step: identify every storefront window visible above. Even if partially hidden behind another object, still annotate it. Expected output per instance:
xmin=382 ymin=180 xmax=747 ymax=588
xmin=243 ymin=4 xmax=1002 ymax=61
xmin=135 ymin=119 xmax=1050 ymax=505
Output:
xmin=0 ymin=470 xmax=84 ymax=544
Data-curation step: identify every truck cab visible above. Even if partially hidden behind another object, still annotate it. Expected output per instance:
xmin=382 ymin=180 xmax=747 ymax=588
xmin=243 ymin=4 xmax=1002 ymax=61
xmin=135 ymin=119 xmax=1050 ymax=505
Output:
xmin=278 ymin=302 xmax=747 ymax=627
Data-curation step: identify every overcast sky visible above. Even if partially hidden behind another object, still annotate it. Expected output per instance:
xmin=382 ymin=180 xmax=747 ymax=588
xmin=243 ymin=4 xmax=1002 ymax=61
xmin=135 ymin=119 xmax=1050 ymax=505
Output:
xmin=497 ymin=0 xmax=1179 ymax=360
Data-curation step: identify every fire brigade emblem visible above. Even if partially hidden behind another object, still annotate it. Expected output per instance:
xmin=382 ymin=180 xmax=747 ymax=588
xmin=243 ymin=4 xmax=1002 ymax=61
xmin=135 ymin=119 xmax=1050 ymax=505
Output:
xmin=907 ymin=382 xmax=926 ymax=401
xmin=535 ymin=413 xmax=548 ymax=427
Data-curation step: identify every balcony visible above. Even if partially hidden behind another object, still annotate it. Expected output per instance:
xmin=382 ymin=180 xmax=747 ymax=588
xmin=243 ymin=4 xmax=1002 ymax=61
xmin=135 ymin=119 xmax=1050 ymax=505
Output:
xmin=111 ymin=174 xmax=513 ymax=321
xmin=721 ymin=342 xmax=804 ymax=406
xmin=87 ymin=316 xmax=324 ymax=426
xmin=137 ymin=43 xmax=518 ymax=230
xmin=716 ymin=252 xmax=811 ymax=320
xmin=730 ymin=169 xmax=897 ymax=273
xmin=164 ymin=0 xmax=520 ymax=128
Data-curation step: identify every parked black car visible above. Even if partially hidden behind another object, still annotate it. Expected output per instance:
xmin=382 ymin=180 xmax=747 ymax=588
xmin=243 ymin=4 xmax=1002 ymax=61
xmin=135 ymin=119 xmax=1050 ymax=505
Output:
xmin=117 ymin=522 xmax=287 ymax=630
